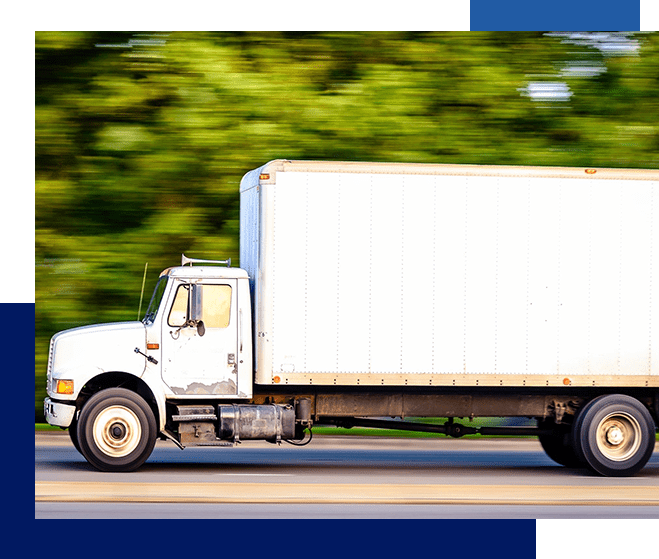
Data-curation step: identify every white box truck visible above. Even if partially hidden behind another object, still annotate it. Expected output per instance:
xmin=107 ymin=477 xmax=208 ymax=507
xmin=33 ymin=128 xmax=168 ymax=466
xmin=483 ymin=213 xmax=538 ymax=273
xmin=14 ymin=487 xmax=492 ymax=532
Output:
xmin=44 ymin=160 xmax=659 ymax=476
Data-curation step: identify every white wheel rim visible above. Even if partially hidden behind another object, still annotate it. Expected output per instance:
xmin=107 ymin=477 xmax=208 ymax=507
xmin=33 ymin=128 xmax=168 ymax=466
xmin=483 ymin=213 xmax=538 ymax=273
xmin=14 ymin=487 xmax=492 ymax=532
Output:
xmin=595 ymin=412 xmax=642 ymax=462
xmin=92 ymin=405 xmax=141 ymax=458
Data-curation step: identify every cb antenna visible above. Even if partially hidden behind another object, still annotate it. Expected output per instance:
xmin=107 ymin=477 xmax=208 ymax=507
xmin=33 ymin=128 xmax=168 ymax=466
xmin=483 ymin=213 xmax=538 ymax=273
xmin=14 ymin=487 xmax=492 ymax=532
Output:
xmin=137 ymin=262 xmax=149 ymax=320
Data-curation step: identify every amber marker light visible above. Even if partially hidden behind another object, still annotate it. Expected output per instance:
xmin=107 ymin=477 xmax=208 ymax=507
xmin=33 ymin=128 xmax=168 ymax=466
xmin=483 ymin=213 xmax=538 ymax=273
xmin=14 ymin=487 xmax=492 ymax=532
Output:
xmin=147 ymin=343 xmax=159 ymax=350
xmin=259 ymin=173 xmax=270 ymax=180
xmin=563 ymin=378 xmax=571 ymax=386
xmin=273 ymin=376 xmax=281 ymax=383
xmin=56 ymin=380 xmax=74 ymax=394
xmin=585 ymin=169 xmax=597 ymax=174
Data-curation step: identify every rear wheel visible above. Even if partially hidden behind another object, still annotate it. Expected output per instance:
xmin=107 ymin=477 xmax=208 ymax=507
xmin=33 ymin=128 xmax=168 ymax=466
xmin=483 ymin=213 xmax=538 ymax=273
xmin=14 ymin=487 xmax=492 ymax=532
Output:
xmin=537 ymin=419 xmax=581 ymax=468
xmin=572 ymin=394 xmax=656 ymax=477
xmin=77 ymin=388 xmax=157 ymax=472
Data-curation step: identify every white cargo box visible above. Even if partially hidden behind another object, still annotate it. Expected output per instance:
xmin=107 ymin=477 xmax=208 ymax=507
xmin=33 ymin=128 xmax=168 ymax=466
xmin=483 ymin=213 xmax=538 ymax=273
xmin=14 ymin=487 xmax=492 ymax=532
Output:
xmin=240 ymin=160 xmax=659 ymax=389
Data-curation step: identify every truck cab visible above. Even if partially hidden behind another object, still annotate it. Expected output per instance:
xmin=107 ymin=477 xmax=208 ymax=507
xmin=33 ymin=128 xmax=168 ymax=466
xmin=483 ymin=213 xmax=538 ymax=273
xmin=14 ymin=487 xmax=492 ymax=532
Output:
xmin=44 ymin=256 xmax=261 ymax=471
xmin=142 ymin=259 xmax=253 ymax=400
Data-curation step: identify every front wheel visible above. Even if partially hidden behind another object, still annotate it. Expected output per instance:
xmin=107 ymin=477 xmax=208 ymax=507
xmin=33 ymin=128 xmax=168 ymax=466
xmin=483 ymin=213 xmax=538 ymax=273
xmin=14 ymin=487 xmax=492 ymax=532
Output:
xmin=77 ymin=388 xmax=157 ymax=472
xmin=68 ymin=417 xmax=81 ymax=454
xmin=572 ymin=394 xmax=656 ymax=477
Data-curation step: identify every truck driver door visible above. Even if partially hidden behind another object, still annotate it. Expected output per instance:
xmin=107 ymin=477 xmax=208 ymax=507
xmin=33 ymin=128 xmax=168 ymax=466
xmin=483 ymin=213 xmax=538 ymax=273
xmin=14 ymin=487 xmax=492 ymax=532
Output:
xmin=161 ymin=279 xmax=239 ymax=396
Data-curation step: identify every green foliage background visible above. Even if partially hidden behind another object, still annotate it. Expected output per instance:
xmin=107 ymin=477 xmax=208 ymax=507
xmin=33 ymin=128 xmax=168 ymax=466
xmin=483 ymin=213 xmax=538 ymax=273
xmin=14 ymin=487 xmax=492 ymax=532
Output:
xmin=35 ymin=32 xmax=659 ymax=420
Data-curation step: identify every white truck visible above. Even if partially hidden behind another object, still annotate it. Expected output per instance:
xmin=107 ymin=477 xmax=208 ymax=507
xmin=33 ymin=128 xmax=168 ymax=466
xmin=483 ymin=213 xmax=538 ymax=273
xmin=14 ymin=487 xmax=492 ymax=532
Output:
xmin=44 ymin=160 xmax=659 ymax=476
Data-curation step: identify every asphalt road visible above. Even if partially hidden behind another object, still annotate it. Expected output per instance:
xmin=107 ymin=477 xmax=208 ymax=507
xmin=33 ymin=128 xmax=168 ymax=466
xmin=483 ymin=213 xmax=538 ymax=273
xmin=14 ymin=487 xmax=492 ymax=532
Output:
xmin=35 ymin=431 xmax=659 ymax=519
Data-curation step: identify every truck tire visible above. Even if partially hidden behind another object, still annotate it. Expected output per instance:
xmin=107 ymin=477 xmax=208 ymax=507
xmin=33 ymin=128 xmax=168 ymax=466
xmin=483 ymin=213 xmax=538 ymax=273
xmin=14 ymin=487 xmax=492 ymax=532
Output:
xmin=68 ymin=417 xmax=82 ymax=455
xmin=571 ymin=394 xmax=656 ymax=477
xmin=537 ymin=420 xmax=582 ymax=468
xmin=77 ymin=388 xmax=157 ymax=472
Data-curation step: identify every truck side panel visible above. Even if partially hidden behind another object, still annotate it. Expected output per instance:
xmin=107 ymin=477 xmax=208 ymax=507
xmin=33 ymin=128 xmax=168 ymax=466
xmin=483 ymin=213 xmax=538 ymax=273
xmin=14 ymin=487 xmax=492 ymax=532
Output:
xmin=239 ymin=168 xmax=261 ymax=373
xmin=245 ymin=162 xmax=658 ymax=388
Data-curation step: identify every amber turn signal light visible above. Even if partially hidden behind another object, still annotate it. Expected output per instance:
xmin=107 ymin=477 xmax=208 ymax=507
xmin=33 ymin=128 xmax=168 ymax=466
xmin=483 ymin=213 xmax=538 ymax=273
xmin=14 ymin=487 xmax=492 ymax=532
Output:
xmin=56 ymin=379 xmax=74 ymax=394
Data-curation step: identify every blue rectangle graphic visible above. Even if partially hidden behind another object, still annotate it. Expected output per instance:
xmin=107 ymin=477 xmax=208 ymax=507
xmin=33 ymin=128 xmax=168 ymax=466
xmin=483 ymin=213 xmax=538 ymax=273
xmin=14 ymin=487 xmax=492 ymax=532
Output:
xmin=471 ymin=0 xmax=641 ymax=31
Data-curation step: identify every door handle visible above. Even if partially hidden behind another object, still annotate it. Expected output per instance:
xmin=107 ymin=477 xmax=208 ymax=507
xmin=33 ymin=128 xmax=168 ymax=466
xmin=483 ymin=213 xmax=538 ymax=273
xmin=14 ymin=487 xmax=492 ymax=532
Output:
xmin=239 ymin=308 xmax=243 ymax=352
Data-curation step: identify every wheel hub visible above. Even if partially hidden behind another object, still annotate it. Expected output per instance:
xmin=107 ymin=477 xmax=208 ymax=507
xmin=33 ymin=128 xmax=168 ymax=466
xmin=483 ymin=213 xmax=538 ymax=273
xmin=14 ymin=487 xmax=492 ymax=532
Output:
xmin=110 ymin=422 xmax=126 ymax=440
xmin=596 ymin=412 xmax=641 ymax=462
xmin=92 ymin=405 xmax=142 ymax=458
xmin=605 ymin=425 xmax=624 ymax=446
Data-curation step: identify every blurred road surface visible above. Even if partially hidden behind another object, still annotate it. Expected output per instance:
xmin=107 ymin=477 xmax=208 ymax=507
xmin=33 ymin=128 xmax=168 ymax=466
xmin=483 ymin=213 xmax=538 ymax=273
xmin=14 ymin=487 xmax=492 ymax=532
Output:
xmin=35 ymin=431 xmax=659 ymax=518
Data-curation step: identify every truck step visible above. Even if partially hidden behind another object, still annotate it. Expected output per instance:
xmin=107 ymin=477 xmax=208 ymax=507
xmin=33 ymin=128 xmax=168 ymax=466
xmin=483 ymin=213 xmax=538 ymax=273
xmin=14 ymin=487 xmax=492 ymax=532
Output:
xmin=172 ymin=405 xmax=217 ymax=422
xmin=171 ymin=414 xmax=218 ymax=421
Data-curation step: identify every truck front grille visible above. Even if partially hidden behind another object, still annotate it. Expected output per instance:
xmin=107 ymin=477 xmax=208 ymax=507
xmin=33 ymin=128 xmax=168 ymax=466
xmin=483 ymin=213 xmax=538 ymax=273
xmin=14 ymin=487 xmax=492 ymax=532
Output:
xmin=46 ymin=338 xmax=54 ymax=392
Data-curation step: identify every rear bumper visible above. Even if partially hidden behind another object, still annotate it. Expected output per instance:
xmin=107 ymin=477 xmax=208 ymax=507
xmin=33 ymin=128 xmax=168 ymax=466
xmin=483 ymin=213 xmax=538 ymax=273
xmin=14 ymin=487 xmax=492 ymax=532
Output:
xmin=44 ymin=398 xmax=76 ymax=428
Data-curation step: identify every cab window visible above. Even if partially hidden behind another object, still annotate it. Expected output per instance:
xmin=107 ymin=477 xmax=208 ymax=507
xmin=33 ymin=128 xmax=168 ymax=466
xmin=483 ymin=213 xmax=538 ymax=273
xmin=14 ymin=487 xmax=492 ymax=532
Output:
xmin=167 ymin=284 xmax=232 ymax=328
xmin=168 ymin=285 xmax=189 ymax=327
xmin=200 ymin=285 xmax=232 ymax=328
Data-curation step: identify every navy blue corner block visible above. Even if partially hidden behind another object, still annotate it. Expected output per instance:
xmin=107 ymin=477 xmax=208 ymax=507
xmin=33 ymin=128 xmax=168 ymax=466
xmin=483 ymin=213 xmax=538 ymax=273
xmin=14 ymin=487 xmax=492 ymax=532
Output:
xmin=65 ymin=520 xmax=536 ymax=555
xmin=470 ymin=0 xmax=640 ymax=31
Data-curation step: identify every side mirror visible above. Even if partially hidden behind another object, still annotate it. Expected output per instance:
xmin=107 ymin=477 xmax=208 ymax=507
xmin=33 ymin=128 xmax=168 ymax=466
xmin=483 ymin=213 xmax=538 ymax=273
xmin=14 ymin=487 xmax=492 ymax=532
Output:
xmin=189 ymin=284 xmax=203 ymax=322
xmin=189 ymin=284 xmax=205 ymax=336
